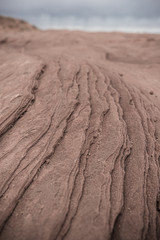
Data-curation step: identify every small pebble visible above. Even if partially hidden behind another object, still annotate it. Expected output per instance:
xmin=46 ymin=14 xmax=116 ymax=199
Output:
xmin=129 ymin=99 xmax=133 ymax=105
xmin=149 ymin=90 xmax=154 ymax=95
xmin=45 ymin=159 xmax=50 ymax=164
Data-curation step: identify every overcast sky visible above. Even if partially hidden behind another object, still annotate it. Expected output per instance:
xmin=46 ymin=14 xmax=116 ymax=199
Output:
xmin=0 ymin=0 xmax=160 ymax=18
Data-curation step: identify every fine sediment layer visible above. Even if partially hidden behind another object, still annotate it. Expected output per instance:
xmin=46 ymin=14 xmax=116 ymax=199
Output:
xmin=0 ymin=17 xmax=160 ymax=240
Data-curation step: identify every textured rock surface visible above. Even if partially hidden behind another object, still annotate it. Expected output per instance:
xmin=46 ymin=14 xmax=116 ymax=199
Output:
xmin=0 ymin=15 xmax=37 ymax=31
xmin=0 ymin=20 xmax=160 ymax=240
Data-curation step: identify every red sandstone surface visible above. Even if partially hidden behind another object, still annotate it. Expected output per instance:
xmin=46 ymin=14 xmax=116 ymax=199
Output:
xmin=0 ymin=16 xmax=160 ymax=240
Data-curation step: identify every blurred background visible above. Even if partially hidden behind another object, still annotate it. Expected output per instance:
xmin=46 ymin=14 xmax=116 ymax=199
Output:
xmin=0 ymin=0 xmax=160 ymax=33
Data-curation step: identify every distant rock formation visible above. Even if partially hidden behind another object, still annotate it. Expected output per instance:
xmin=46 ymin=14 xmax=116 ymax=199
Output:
xmin=0 ymin=15 xmax=37 ymax=31
xmin=0 ymin=17 xmax=160 ymax=240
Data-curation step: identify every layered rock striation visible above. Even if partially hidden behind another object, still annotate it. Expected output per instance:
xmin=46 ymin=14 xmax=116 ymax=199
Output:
xmin=0 ymin=17 xmax=160 ymax=239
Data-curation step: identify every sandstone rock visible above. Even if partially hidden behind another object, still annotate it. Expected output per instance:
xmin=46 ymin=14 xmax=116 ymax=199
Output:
xmin=0 ymin=17 xmax=160 ymax=240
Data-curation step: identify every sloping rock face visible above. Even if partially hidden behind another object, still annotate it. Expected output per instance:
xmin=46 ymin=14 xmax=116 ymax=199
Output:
xmin=0 ymin=15 xmax=37 ymax=31
xmin=0 ymin=25 xmax=160 ymax=240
